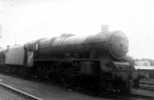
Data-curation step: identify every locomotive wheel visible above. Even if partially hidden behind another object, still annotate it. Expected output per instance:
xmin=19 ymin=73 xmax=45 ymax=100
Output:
xmin=113 ymin=77 xmax=130 ymax=94
xmin=36 ymin=63 xmax=51 ymax=80
xmin=98 ymin=72 xmax=117 ymax=95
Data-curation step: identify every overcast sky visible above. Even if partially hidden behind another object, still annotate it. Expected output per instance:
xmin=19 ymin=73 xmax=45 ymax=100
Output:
xmin=0 ymin=0 xmax=154 ymax=59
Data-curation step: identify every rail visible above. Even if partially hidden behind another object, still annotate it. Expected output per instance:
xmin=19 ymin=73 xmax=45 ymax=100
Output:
xmin=0 ymin=81 xmax=43 ymax=100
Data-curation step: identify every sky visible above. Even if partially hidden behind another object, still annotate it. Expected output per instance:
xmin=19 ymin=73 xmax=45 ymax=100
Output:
xmin=0 ymin=0 xmax=154 ymax=59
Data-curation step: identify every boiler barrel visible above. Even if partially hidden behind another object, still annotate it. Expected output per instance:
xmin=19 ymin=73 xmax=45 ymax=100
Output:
xmin=25 ymin=31 xmax=128 ymax=59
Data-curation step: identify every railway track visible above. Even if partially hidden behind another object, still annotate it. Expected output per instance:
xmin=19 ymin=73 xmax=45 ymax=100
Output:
xmin=0 ymin=73 xmax=154 ymax=100
xmin=139 ymin=79 xmax=154 ymax=91
xmin=0 ymin=80 xmax=42 ymax=100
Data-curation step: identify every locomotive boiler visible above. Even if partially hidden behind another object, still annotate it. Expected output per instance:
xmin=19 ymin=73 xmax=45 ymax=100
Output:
xmin=26 ymin=31 xmax=128 ymax=60
xmin=0 ymin=30 xmax=133 ymax=94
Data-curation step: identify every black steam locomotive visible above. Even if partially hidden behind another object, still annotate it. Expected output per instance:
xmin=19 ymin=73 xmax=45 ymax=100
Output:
xmin=0 ymin=31 xmax=134 ymax=94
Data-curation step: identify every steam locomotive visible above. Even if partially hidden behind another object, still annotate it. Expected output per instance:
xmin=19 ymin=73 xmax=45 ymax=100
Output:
xmin=0 ymin=30 xmax=134 ymax=94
